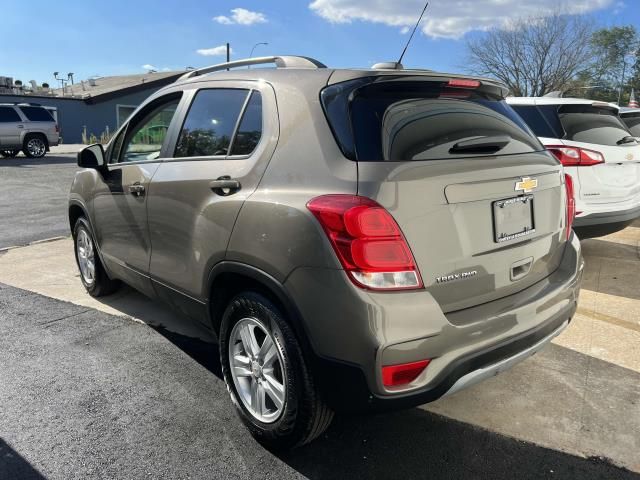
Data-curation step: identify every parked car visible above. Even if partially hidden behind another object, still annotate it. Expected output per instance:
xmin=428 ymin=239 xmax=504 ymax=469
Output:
xmin=508 ymin=97 xmax=640 ymax=238
xmin=0 ymin=103 xmax=59 ymax=158
xmin=69 ymin=56 xmax=583 ymax=449
xmin=619 ymin=107 xmax=640 ymax=139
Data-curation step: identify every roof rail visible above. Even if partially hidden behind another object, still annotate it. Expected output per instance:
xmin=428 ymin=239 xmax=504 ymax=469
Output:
xmin=179 ymin=55 xmax=327 ymax=80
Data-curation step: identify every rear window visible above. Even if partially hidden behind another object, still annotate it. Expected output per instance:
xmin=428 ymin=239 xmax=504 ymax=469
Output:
xmin=321 ymin=79 xmax=543 ymax=161
xmin=510 ymin=105 xmax=564 ymax=138
xmin=18 ymin=106 xmax=54 ymax=122
xmin=558 ymin=105 xmax=635 ymax=146
xmin=621 ymin=113 xmax=640 ymax=137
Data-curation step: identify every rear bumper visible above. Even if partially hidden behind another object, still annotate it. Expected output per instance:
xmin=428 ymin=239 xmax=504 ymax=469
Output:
xmin=286 ymin=233 xmax=583 ymax=413
xmin=574 ymin=204 xmax=640 ymax=227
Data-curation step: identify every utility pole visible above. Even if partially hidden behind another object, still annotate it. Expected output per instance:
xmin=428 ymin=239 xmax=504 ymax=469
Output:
xmin=226 ymin=43 xmax=230 ymax=71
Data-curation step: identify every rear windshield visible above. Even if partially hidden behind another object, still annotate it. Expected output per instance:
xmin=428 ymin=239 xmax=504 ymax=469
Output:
xmin=621 ymin=113 xmax=640 ymax=137
xmin=321 ymin=78 xmax=543 ymax=161
xmin=558 ymin=105 xmax=635 ymax=146
xmin=18 ymin=106 xmax=54 ymax=122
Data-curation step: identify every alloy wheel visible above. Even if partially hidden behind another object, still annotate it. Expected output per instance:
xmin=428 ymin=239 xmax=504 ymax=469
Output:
xmin=228 ymin=317 xmax=287 ymax=423
xmin=76 ymin=228 xmax=96 ymax=285
xmin=27 ymin=138 xmax=46 ymax=157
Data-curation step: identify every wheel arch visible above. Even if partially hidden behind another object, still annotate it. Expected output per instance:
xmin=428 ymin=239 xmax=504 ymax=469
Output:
xmin=22 ymin=131 xmax=50 ymax=150
xmin=207 ymin=262 xmax=312 ymax=351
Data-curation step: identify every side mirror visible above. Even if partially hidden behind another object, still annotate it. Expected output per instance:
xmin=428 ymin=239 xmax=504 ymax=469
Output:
xmin=77 ymin=144 xmax=106 ymax=169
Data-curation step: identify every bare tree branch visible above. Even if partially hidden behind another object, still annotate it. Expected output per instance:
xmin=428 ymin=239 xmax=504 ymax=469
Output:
xmin=465 ymin=14 xmax=594 ymax=96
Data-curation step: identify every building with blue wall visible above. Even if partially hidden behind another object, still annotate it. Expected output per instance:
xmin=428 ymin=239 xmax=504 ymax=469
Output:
xmin=0 ymin=71 xmax=183 ymax=144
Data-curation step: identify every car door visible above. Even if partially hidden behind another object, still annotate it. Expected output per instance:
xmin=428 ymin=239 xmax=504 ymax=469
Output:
xmin=91 ymin=92 xmax=185 ymax=297
xmin=0 ymin=106 xmax=23 ymax=147
xmin=146 ymin=82 xmax=278 ymax=319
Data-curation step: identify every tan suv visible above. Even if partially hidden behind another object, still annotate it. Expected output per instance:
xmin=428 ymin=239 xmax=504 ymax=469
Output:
xmin=69 ymin=55 xmax=584 ymax=449
xmin=0 ymin=103 xmax=59 ymax=158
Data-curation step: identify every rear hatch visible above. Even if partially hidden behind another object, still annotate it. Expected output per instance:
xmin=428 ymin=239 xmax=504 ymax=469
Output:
xmin=321 ymin=76 xmax=567 ymax=314
xmin=555 ymin=104 xmax=640 ymax=205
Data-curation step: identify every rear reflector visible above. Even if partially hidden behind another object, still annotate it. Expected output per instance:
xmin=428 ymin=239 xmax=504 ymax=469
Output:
xmin=382 ymin=360 xmax=431 ymax=387
xmin=565 ymin=174 xmax=576 ymax=240
xmin=546 ymin=145 xmax=604 ymax=167
xmin=307 ymin=195 xmax=423 ymax=291
xmin=447 ymin=78 xmax=481 ymax=88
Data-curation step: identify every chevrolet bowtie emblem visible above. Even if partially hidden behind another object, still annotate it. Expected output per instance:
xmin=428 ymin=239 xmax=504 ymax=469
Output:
xmin=515 ymin=177 xmax=538 ymax=193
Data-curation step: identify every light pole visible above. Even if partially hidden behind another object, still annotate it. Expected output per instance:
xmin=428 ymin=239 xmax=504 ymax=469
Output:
xmin=249 ymin=42 xmax=268 ymax=67
xmin=617 ymin=52 xmax=636 ymax=105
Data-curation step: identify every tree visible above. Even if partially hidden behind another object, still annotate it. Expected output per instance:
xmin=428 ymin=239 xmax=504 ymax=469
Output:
xmin=465 ymin=14 xmax=594 ymax=97
xmin=583 ymin=26 xmax=639 ymax=103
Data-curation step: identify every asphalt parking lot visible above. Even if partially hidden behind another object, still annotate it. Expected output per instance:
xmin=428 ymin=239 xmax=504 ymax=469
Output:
xmin=0 ymin=154 xmax=78 ymax=249
xmin=1 ymin=155 xmax=639 ymax=479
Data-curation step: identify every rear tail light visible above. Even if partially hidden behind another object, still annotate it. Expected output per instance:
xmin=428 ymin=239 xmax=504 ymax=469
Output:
xmin=382 ymin=360 xmax=431 ymax=387
xmin=564 ymin=174 xmax=576 ymax=240
xmin=546 ymin=145 xmax=604 ymax=166
xmin=307 ymin=195 xmax=423 ymax=290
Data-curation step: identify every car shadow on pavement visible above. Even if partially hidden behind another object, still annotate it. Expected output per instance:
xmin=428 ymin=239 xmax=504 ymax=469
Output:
xmin=147 ymin=320 xmax=639 ymax=480
xmin=0 ymin=155 xmax=76 ymax=167
xmin=0 ymin=439 xmax=47 ymax=480
xmin=278 ymin=410 xmax=638 ymax=480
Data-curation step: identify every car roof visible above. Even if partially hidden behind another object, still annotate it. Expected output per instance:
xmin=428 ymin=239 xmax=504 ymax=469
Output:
xmin=619 ymin=107 xmax=640 ymax=115
xmin=167 ymin=59 xmax=509 ymax=97
xmin=506 ymin=96 xmax=619 ymax=110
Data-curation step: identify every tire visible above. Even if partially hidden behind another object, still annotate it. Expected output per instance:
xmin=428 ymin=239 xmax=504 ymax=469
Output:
xmin=0 ymin=150 xmax=19 ymax=158
xmin=73 ymin=217 xmax=120 ymax=297
xmin=23 ymin=134 xmax=47 ymax=158
xmin=220 ymin=291 xmax=333 ymax=449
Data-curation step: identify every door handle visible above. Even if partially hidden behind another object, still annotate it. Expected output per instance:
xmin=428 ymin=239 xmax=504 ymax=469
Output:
xmin=210 ymin=176 xmax=241 ymax=196
xmin=128 ymin=183 xmax=146 ymax=197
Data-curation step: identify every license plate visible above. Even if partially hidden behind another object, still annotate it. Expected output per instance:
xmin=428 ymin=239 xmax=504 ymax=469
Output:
xmin=493 ymin=195 xmax=535 ymax=243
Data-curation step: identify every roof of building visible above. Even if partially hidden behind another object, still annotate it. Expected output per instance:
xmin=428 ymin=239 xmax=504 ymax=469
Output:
xmin=50 ymin=71 xmax=185 ymax=101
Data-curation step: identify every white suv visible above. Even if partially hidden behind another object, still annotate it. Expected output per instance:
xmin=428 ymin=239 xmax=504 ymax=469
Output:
xmin=508 ymin=97 xmax=640 ymax=238
xmin=0 ymin=103 xmax=59 ymax=158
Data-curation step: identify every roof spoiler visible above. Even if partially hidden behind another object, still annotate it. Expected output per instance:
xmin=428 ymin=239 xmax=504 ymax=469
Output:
xmin=179 ymin=55 xmax=327 ymax=80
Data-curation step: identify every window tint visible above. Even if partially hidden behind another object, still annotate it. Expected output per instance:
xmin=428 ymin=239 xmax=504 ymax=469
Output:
xmin=537 ymin=105 xmax=564 ymax=138
xmin=175 ymin=89 xmax=249 ymax=158
xmin=19 ymin=106 xmax=54 ymax=122
xmin=621 ymin=113 xmax=640 ymax=137
xmin=230 ymin=91 xmax=262 ymax=155
xmin=511 ymin=105 xmax=560 ymax=138
xmin=323 ymin=80 xmax=542 ymax=162
xmin=120 ymin=96 xmax=180 ymax=163
xmin=0 ymin=107 xmax=21 ymax=122
xmin=109 ymin=128 xmax=126 ymax=164
xmin=558 ymin=105 xmax=635 ymax=146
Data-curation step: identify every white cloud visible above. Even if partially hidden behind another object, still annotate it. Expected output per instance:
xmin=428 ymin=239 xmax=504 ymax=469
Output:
xmin=196 ymin=45 xmax=233 ymax=56
xmin=214 ymin=8 xmax=267 ymax=25
xmin=309 ymin=0 xmax=613 ymax=39
xmin=142 ymin=64 xmax=158 ymax=71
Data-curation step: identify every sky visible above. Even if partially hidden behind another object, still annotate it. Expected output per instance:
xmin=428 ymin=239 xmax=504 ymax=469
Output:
xmin=0 ymin=0 xmax=636 ymax=87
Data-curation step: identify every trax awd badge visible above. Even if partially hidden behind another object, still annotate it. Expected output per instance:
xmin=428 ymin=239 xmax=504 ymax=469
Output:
xmin=436 ymin=270 xmax=478 ymax=284
xmin=515 ymin=177 xmax=538 ymax=193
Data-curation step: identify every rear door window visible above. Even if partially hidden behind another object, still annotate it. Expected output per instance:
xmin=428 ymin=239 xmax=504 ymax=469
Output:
xmin=230 ymin=91 xmax=263 ymax=156
xmin=322 ymin=79 xmax=543 ymax=161
xmin=175 ymin=89 xmax=249 ymax=158
xmin=510 ymin=105 xmax=562 ymax=139
xmin=18 ymin=106 xmax=54 ymax=122
xmin=0 ymin=107 xmax=21 ymax=122
xmin=558 ymin=105 xmax=635 ymax=146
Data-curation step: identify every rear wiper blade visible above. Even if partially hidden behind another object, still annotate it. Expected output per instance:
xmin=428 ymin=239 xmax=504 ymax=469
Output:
xmin=616 ymin=135 xmax=637 ymax=145
xmin=450 ymin=135 xmax=511 ymax=154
